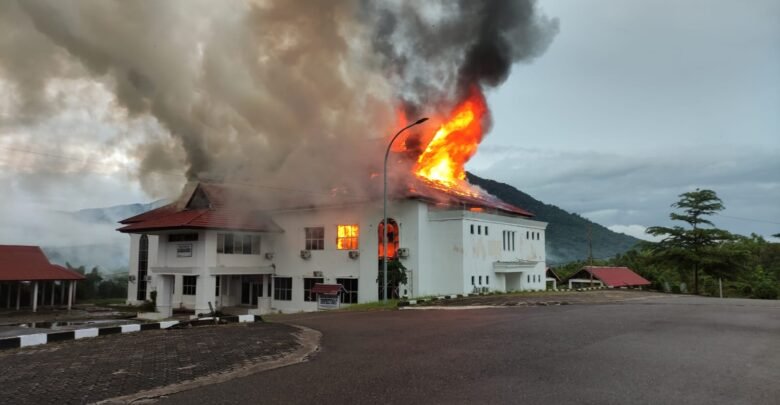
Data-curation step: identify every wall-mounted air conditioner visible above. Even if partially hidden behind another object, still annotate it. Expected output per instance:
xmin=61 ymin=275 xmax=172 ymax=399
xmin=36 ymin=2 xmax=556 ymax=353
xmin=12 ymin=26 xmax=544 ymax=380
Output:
xmin=265 ymin=252 xmax=274 ymax=260
xmin=300 ymin=250 xmax=311 ymax=260
xmin=397 ymin=248 xmax=410 ymax=258
xmin=348 ymin=250 xmax=360 ymax=259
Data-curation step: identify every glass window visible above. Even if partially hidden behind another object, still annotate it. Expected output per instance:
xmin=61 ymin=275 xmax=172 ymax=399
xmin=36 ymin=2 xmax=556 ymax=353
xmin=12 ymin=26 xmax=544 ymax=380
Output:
xmin=224 ymin=233 xmax=234 ymax=254
xmin=215 ymin=276 xmax=220 ymax=296
xmin=479 ymin=276 xmax=482 ymax=285
xmin=242 ymin=234 xmax=252 ymax=255
xmin=336 ymin=225 xmax=359 ymax=250
xmin=303 ymin=277 xmax=323 ymax=302
xmin=470 ymin=224 xmax=474 ymax=234
xmin=337 ymin=278 xmax=359 ymax=304
xmin=485 ymin=226 xmax=488 ymax=236
xmin=305 ymin=227 xmax=325 ymax=250
xmin=486 ymin=276 xmax=490 ymax=285
xmin=183 ymin=276 xmax=197 ymax=295
xmin=273 ymin=277 xmax=292 ymax=301
xmin=217 ymin=233 xmax=224 ymax=253
xmin=471 ymin=276 xmax=475 ymax=285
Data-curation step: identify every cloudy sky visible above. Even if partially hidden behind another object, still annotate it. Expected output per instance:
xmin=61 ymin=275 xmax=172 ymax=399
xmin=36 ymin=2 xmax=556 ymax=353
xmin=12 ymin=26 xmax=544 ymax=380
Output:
xmin=470 ymin=0 xmax=780 ymax=240
xmin=1 ymin=0 xmax=778 ymax=248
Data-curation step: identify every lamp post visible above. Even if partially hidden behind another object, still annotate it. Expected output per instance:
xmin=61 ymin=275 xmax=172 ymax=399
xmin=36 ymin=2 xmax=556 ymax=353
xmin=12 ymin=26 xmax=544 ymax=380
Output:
xmin=383 ymin=117 xmax=428 ymax=303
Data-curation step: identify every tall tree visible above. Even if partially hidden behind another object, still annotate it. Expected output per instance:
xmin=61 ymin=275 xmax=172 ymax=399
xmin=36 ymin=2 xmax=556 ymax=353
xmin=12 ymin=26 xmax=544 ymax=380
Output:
xmin=647 ymin=189 xmax=734 ymax=294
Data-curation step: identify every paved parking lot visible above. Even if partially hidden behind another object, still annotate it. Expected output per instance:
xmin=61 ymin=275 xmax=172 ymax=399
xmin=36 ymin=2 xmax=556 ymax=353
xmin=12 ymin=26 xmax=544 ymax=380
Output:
xmin=0 ymin=322 xmax=300 ymax=404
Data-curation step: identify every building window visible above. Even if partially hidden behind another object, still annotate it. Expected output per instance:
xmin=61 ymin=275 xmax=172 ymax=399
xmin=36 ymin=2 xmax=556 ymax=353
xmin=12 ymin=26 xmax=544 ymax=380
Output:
xmin=305 ymin=227 xmax=325 ymax=250
xmin=503 ymin=231 xmax=516 ymax=251
xmin=336 ymin=225 xmax=359 ymax=250
xmin=470 ymin=224 xmax=474 ymax=234
xmin=479 ymin=275 xmax=482 ymax=285
xmin=485 ymin=226 xmax=488 ymax=236
xmin=527 ymin=275 xmax=531 ymax=283
xmin=168 ymin=233 xmax=198 ymax=242
xmin=303 ymin=277 xmax=323 ymax=302
xmin=477 ymin=225 xmax=481 ymax=235
xmin=215 ymin=276 xmax=220 ymax=296
xmin=183 ymin=276 xmax=197 ymax=295
xmin=337 ymin=278 xmax=359 ymax=304
xmin=486 ymin=276 xmax=490 ymax=285
xmin=217 ymin=233 xmax=261 ymax=255
xmin=471 ymin=276 xmax=475 ymax=285
xmin=512 ymin=232 xmax=516 ymax=251
xmin=274 ymin=277 xmax=292 ymax=301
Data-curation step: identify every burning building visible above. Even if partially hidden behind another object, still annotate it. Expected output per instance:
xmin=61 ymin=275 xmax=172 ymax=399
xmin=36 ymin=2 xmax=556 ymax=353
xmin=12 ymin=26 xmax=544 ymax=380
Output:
xmin=117 ymin=92 xmax=547 ymax=315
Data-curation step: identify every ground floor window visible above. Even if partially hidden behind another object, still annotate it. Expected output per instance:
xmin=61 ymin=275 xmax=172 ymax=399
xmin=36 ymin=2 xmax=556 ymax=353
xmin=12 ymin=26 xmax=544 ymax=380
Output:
xmin=183 ymin=276 xmax=197 ymax=295
xmin=337 ymin=278 xmax=359 ymax=304
xmin=274 ymin=277 xmax=292 ymax=301
xmin=303 ymin=277 xmax=323 ymax=302
xmin=215 ymin=276 xmax=220 ymax=296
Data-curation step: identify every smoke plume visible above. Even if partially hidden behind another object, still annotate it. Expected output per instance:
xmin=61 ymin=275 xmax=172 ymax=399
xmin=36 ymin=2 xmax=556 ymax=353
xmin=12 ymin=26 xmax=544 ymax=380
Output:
xmin=0 ymin=0 xmax=558 ymax=200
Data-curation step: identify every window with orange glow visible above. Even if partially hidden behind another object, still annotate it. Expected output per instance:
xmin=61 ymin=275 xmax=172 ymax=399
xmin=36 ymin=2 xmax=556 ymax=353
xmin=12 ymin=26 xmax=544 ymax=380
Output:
xmin=336 ymin=225 xmax=359 ymax=250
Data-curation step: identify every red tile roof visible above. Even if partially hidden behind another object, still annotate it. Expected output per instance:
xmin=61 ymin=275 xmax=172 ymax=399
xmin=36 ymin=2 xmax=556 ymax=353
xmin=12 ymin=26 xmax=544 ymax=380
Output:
xmin=581 ymin=266 xmax=651 ymax=287
xmin=0 ymin=245 xmax=86 ymax=281
xmin=117 ymin=184 xmax=283 ymax=233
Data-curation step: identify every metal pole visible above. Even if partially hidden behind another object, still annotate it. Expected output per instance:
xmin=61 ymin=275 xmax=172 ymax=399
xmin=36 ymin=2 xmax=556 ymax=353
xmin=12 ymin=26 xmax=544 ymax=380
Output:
xmin=383 ymin=117 xmax=428 ymax=303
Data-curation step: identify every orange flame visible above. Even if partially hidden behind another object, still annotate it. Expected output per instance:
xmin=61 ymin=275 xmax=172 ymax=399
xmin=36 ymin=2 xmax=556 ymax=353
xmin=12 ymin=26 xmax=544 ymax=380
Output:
xmin=414 ymin=88 xmax=487 ymax=193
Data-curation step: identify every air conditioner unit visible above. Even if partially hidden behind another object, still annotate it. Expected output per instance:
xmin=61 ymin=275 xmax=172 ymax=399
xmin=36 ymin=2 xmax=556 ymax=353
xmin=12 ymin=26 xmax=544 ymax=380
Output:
xmin=397 ymin=248 xmax=410 ymax=258
xmin=348 ymin=250 xmax=360 ymax=259
xmin=264 ymin=252 xmax=274 ymax=260
xmin=300 ymin=250 xmax=311 ymax=260
xmin=313 ymin=271 xmax=323 ymax=277
xmin=128 ymin=275 xmax=136 ymax=283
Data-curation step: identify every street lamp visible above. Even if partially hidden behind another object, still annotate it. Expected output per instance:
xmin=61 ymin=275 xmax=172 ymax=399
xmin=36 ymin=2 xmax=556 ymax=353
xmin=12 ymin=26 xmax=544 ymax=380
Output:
xmin=383 ymin=117 xmax=428 ymax=303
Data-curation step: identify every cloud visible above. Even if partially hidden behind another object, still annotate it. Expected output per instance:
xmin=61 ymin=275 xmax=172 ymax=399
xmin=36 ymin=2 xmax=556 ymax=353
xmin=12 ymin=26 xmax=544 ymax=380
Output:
xmin=470 ymin=144 xmax=780 ymax=238
xmin=607 ymin=225 xmax=663 ymax=242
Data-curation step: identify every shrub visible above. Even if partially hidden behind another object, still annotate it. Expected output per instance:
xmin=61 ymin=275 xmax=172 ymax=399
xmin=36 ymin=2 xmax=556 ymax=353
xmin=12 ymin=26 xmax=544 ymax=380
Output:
xmin=753 ymin=283 xmax=778 ymax=300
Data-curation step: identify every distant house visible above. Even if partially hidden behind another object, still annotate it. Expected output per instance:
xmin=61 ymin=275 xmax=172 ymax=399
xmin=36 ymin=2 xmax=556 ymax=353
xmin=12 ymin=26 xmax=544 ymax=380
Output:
xmin=0 ymin=245 xmax=85 ymax=312
xmin=545 ymin=267 xmax=562 ymax=290
xmin=563 ymin=266 xmax=651 ymax=289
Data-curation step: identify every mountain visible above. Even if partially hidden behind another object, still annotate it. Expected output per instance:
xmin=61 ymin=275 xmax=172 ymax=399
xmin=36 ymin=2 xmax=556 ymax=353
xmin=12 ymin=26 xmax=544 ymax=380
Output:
xmin=40 ymin=200 xmax=169 ymax=272
xmin=70 ymin=199 xmax=168 ymax=225
xmin=467 ymin=173 xmax=640 ymax=264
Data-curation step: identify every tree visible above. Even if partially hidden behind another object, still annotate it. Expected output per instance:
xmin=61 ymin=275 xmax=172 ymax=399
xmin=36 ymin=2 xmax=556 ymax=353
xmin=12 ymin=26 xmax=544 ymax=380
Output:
xmin=377 ymin=258 xmax=408 ymax=299
xmin=646 ymin=189 xmax=734 ymax=294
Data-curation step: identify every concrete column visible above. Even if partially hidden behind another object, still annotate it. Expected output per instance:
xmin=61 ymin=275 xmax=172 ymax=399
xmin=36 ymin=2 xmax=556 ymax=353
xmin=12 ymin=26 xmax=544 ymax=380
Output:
xmin=156 ymin=275 xmax=174 ymax=318
xmin=16 ymin=283 xmax=21 ymax=310
xmin=67 ymin=281 xmax=73 ymax=311
xmin=194 ymin=275 xmax=216 ymax=316
xmin=32 ymin=281 xmax=39 ymax=313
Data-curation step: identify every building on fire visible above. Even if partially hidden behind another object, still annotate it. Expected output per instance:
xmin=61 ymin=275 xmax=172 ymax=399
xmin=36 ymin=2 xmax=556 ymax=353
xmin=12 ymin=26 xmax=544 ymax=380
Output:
xmin=118 ymin=182 xmax=547 ymax=315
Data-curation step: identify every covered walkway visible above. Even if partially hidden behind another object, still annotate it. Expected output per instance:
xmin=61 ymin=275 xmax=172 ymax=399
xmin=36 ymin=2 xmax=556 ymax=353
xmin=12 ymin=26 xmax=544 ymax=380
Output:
xmin=0 ymin=245 xmax=85 ymax=312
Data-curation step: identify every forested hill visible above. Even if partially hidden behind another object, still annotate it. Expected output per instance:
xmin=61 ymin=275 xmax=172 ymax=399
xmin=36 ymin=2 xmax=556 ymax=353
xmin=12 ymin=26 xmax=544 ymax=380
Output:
xmin=467 ymin=173 xmax=640 ymax=265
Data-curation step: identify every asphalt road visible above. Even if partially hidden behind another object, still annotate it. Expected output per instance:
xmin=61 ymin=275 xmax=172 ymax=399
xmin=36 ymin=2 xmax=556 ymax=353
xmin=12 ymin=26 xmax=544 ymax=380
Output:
xmin=162 ymin=295 xmax=780 ymax=405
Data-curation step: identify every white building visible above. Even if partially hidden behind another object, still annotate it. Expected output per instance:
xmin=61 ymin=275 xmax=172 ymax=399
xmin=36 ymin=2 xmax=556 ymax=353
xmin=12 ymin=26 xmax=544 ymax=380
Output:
xmin=119 ymin=182 xmax=547 ymax=315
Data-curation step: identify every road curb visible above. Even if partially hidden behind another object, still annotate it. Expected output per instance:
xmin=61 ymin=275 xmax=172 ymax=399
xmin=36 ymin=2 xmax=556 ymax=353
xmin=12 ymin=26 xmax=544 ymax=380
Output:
xmin=397 ymin=287 xmax=609 ymax=308
xmin=0 ymin=314 xmax=262 ymax=351
xmin=94 ymin=324 xmax=322 ymax=405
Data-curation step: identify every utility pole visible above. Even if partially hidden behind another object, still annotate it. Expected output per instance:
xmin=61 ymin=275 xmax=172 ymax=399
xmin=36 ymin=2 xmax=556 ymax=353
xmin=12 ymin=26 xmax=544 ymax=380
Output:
xmin=588 ymin=223 xmax=594 ymax=286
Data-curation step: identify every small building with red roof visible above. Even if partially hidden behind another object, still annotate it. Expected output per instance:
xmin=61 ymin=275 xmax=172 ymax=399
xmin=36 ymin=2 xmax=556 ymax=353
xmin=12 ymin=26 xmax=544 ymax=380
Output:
xmin=0 ymin=245 xmax=85 ymax=312
xmin=118 ymin=181 xmax=547 ymax=315
xmin=564 ymin=266 xmax=651 ymax=289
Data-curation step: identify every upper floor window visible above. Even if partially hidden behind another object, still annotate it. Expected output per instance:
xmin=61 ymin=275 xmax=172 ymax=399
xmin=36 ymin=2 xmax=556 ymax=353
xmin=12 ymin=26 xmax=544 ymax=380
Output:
xmin=305 ymin=227 xmax=325 ymax=250
xmin=168 ymin=233 xmax=198 ymax=242
xmin=503 ymin=231 xmax=516 ymax=251
xmin=217 ymin=233 xmax=261 ymax=255
xmin=336 ymin=225 xmax=359 ymax=250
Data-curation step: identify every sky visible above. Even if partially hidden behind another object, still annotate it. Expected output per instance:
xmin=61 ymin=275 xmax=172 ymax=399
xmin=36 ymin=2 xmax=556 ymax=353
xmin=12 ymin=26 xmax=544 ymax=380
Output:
xmin=470 ymin=0 xmax=780 ymax=241
xmin=1 ymin=0 xmax=778 ymax=248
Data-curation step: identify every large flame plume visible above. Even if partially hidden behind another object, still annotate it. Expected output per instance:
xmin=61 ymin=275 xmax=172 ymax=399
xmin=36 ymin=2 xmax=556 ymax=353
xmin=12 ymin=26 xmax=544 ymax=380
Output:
xmin=413 ymin=88 xmax=488 ymax=196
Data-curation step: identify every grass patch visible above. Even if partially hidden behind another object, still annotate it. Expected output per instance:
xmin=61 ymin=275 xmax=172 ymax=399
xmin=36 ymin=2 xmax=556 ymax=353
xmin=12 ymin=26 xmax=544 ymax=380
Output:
xmin=342 ymin=299 xmax=399 ymax=311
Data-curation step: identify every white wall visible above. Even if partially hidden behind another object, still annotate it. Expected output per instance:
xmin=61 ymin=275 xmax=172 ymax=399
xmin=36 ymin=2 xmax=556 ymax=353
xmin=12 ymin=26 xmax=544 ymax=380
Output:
xmin=126 ymin=233 xmax=159 ymax=305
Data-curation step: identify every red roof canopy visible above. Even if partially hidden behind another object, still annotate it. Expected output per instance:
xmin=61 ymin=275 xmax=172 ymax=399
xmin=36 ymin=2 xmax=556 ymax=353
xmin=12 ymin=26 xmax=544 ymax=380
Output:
xmin=0 ymin=245 xmax=86 ymax=281
xmin=311 ymin=283 xmax=345 ymax=295
xmin=580 ymin=266 xmax=651 ymax=287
